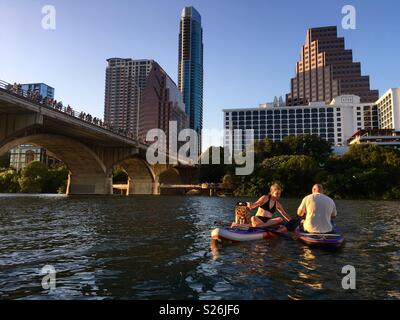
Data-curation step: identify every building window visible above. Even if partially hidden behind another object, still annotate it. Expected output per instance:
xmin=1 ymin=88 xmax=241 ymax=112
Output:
xmin=25 ymin=150 xmax=35 ymax=165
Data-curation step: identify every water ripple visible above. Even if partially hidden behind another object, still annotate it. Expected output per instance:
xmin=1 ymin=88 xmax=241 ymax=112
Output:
xmin=0 ymin=195 xmax=399 ymax=299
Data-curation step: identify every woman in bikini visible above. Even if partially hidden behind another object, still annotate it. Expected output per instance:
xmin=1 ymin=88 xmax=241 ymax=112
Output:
xmin=248 ymin=183 xmax=291 ymax=228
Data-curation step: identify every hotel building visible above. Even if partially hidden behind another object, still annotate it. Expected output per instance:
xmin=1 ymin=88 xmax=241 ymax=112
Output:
xmin=223 ymin=94 xmax=380 ymax=154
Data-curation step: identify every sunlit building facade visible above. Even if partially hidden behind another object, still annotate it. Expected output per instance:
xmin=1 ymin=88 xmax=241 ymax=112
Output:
xmin=138 ymin=63 xmax=189 ymax=146
xmin=223 ymin=95 xmax=380 ymax=154
xmin=105 ymin=58 xmax=189 ymax=142
xmin=348 ymin=129 xmax=400 ymax=149
xmin=376 ymin=88 xmax=400 ymax=130
xmin=286 ymin=26 xmax=379 ymax=106
xmin=9 ymin=145 xmax=59 ymax=171
xmin=104 ymin=58 xmax=153 ymax=135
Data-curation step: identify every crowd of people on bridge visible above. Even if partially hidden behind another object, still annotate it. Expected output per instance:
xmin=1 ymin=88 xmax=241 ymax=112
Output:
xmin=4 ymin=82 xmax=147 ymax=144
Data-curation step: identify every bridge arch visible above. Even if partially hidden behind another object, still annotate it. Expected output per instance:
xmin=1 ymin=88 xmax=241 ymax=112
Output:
xmin=0 ymin=134 xmax=111 ymax=194
xmin=117 ymin=157 xmax=156 ymax=195
xmin=158 ymin=167 xmax=182 ymax=185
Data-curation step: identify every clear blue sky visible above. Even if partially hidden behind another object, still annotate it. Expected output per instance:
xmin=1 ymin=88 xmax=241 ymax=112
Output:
xmin=1 ymin=0 xmax=399 ymax=150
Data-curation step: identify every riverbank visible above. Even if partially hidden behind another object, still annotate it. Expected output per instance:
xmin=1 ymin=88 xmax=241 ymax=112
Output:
xmin=201 ymin=138 xmax=400 ymax=201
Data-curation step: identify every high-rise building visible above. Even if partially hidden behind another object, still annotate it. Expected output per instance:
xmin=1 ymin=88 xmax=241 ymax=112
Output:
xmin=20 ymin=83 xmax=54 ymax=99
xmin=286 ymin=26 xmax=379 ymax=106
xmin=104 ymin=58 xmax=153 ymax=134
xmin=138 ymin=64 xmax=189 ymax=148
xmin=9 ymin=82 xmax=58 ymax=170
xmin=178 ymin=6 xmax=204 ymax=153
xmin=9 ymin=146 xmax=59 ymax=171
xmin=376 ymin=88 xmax=400 ymax=130
xmin=104 ymin=58 xmax=188 ymax=143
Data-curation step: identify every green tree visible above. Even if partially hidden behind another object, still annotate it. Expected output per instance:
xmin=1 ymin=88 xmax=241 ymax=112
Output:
xmin=0 ymin=168 xmax=19 ymax=193
xmin=252 ymin=139 xmax=282 ymax=163
xmin=221 ymin=174 xmax=236 ymax=190
xmin=233 ymin=176 xmax=268 ymax=197
xmin=199 ymin=146 xmax=227 ymax=183
xmin=280 ymin=135 xmax=333 ymax=164
xmin=0 ymin=153 xmax=10 ymax=168
xmin=344 ymin=144 xmax=400 ymax=168
xmin=260 ymin=155 xmax=321 ymax=196
xmin=18 ymin=161 xmax=49 ymax=193
xmin=44 ymin=164 xmax=69 ymax=193
xmin=322 ymin=145 xmax=400 ymax=199
xmin=113 ymin=166 xmax=128 ymax=183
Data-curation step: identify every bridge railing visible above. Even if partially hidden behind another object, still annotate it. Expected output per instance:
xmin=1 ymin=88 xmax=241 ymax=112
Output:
xmin=0 ymin=79 xmax=196 ymax=165
xmin=0 ymin=79 xmax=149 ymax=145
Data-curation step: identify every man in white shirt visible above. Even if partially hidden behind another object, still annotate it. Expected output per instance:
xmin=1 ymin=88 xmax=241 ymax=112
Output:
xmin=297 ymin=184 xmax=337 ymax=234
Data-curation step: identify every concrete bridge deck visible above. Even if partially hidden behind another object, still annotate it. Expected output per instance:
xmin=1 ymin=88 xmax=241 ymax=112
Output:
xmin=0 ymin=80 xmax=198 ymax=195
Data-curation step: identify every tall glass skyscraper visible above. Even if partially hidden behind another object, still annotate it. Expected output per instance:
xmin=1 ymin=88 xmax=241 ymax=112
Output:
xmin=178 ymin=6 xmax=203 ymax=154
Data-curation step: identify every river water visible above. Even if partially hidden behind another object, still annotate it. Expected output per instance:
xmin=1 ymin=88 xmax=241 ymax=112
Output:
xmin=0 ymin=194 xmax=399 ymax=300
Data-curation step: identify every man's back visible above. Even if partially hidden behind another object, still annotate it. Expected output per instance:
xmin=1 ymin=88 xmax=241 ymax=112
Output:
xmin=299 ymin=193 xmax=337 ymax=233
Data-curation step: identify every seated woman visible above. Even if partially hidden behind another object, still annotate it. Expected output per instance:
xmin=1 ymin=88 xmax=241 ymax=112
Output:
xmin=248 ymin=183 xmax=291 ymax=228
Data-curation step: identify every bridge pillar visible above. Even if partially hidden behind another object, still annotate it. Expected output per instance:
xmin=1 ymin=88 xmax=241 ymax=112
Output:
xmin=153 ymin=177 xmax=160 ymax=195
xmin=127 ymin=177 xmax=158 ymax=195
xmin=67 ymin=173 xmax=113 ymax=195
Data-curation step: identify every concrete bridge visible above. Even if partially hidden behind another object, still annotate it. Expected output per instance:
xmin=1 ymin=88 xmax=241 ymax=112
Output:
xmin=0 ymin=81 xmax=197 ymax=195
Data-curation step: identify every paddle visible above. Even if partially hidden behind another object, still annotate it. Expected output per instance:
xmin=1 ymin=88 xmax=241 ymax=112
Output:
xmin=284 ymin=217 xmax=302 ymax=232
xmin=230 ymin=224 xmax=285 ymax=235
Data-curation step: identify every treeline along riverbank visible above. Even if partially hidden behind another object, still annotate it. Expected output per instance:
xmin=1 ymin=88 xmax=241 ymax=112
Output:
xmin=1 ymin=135 xmax=400 ymax=200
xmin=200 ymin=135 xmax=400 ymax=200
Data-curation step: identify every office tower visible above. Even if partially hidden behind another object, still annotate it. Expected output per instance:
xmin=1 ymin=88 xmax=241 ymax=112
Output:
xmin=178 ymin=6 xmax=204 ymax=153
xmin=286 ymin=26 xmax=379 ymax=106
xmin=104 ymin=58 xmax=188 ymax=143
xmin=9 ymin=83 xmax=58 ymax=170
xmin=20 ymin=83 xmax=55 ymax=99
